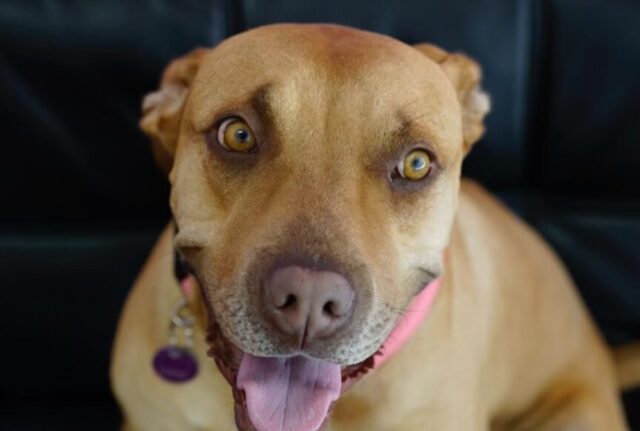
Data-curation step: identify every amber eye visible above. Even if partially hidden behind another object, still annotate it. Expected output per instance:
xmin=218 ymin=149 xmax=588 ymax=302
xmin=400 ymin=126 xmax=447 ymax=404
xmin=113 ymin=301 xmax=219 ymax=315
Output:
xmin=217 ymin=118 xmax=256 ymax=152
xmin=399 ymin=149 xmax=432 ymax=181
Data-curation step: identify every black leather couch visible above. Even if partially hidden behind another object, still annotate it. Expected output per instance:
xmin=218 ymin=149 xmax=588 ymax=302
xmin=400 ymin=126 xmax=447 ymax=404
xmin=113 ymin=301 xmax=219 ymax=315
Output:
xmin=1 ymin=0 xmax=638 ymax=429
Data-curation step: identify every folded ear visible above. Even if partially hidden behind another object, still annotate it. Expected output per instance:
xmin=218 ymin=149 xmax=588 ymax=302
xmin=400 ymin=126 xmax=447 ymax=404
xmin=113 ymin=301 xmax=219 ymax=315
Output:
xmin=414 ymin=44 xmax=490 ymax=154
xmin=140 ymin=48 xmax=209 ymax=173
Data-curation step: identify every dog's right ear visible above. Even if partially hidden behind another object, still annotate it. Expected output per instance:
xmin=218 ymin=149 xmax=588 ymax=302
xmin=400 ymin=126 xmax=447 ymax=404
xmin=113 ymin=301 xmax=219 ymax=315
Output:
xmin=140 ymin=48 xmax=209 ymax=173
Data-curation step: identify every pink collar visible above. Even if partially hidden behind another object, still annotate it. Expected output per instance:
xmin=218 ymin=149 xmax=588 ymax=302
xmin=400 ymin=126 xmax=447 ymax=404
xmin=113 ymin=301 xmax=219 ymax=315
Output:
xmin=373 ymin=277 xmax=442 ymax=368
xmin=180 ymin=276 xmax=442 ymax=372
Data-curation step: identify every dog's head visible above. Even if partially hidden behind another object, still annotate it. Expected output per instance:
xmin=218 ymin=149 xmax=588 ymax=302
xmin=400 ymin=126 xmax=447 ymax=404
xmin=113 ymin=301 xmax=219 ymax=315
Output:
xmin=141 ymin=23 xmax=489 ymax=430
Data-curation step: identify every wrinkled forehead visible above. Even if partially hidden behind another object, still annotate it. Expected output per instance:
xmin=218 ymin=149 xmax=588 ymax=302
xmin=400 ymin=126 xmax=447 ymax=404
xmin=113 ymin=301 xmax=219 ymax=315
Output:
xmin=187 ymin=25 xmax=462 ymax=152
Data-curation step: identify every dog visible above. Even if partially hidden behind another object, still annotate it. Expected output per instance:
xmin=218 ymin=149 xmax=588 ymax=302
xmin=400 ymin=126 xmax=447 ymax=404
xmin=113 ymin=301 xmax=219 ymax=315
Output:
xmin=111 ymin=24 xmax=640 ymax=430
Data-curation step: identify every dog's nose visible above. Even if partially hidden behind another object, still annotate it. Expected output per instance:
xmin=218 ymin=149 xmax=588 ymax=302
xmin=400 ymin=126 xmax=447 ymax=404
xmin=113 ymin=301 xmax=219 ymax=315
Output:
xmin=264 ymin=266 xmax=355 ymax=345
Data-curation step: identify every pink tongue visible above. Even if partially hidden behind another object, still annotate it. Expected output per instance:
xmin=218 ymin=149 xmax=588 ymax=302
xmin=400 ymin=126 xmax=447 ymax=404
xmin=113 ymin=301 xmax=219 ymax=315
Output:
xmin=237 ymin=354 xmax=341 ymax=431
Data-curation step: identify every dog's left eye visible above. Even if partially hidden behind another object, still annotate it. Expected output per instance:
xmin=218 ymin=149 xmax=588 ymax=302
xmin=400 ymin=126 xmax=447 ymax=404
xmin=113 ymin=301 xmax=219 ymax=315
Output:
xmin=217 ymin=118 xmax=257 ymax=152
xmin=397 ymin=149 xmax=432 ymax=181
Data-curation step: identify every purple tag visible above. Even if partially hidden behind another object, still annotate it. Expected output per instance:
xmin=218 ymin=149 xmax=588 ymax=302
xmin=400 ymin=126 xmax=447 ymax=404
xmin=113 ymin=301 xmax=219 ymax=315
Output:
xmin=153 ymin=346 xmax=198 ymax=383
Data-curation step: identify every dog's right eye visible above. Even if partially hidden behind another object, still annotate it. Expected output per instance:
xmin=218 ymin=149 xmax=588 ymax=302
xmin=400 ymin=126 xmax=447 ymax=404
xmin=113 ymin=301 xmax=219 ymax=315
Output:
xmin=217 ymin=118 xmax=257 ymax=152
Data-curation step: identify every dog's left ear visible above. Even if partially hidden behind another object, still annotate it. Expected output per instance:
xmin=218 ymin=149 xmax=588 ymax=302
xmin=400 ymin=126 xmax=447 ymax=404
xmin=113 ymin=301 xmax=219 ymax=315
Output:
xmin=414 ymin=44 xmax=490 ymax=154
xmin=140 ymin=48 xmax=209 ymax=173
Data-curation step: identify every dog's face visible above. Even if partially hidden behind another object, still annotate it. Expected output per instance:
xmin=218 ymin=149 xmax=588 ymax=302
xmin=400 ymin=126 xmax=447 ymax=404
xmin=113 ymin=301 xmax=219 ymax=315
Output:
xmin=142 ymin=24 xmax=488 ymax=368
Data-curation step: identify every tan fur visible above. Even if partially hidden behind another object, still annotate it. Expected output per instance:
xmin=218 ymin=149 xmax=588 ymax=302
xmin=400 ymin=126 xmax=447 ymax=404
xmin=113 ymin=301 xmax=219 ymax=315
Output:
xmin=112 ymin=24 xmax=635 ymax=430
xmin=414 ymin=43 xmax=490 ymax=152
xmin=615 ymin=342 xmax=640 ymax=391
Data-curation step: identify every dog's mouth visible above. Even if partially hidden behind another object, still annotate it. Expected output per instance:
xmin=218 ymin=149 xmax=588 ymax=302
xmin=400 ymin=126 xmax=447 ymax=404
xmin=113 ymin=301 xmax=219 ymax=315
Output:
xmin=205 ymin=315 xmax=375 ymax=431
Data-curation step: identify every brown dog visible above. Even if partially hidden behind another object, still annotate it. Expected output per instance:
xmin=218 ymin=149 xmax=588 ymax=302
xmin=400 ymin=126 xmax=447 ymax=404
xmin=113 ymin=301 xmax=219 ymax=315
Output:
xmin=111 ymin=24 xmax=640 ymax=430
